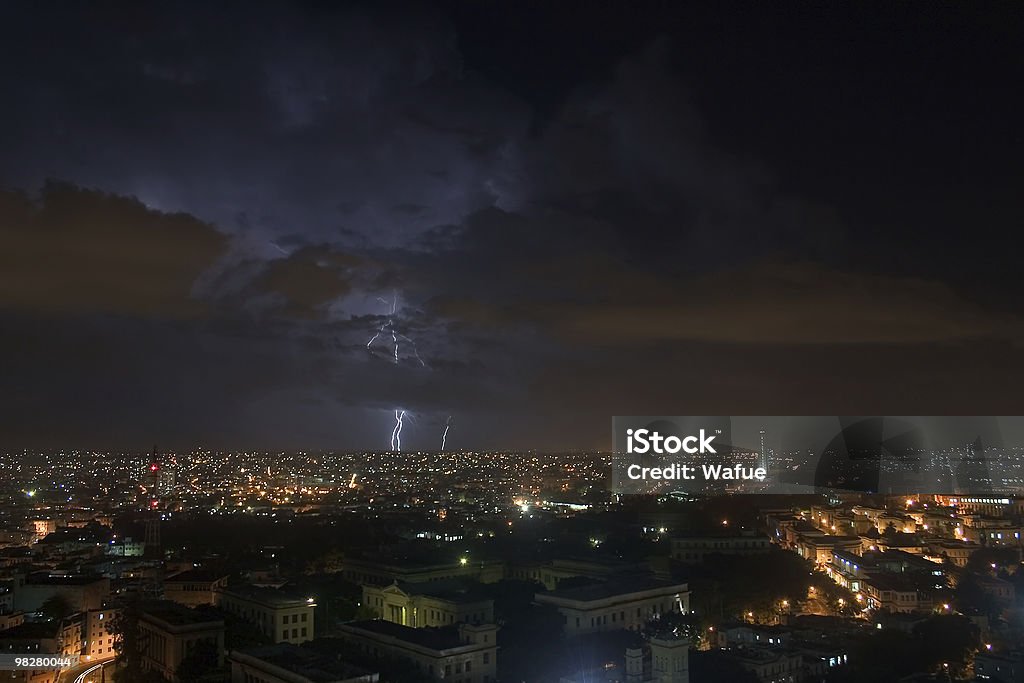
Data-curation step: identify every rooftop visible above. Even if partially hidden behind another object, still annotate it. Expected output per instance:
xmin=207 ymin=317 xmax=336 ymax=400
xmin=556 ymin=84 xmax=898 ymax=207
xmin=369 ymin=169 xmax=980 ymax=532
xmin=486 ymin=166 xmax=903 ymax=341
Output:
xmin=24 ymin=573 xmax=105 ymax=586
xmin=234 ymin=644 xmax=376 ymax=683
xmin=139 ymin=600 xmax=224 ymax=628
xmin=166 ymin=569 xmax=229 ymax=584
xmin=221 ymin=584 xmax=314 ymax=608
xmin=343 ymin=620 xmax=470 ymax=651
xmin=393 ymin=579 xmax=490 ymax=604
xmin=540 ymin=577 xmax=686 ymax=603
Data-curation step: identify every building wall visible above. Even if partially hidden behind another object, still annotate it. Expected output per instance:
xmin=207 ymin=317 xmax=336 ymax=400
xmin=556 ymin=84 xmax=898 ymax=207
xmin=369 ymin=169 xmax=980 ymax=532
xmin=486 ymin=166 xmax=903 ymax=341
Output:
xmin=229 ymin=650 xmax=380 ymax=683
xmin=216 ymin=592 xmax=315 ymax=644
xmin=86 ymin=608 xmax=119 ymax=660
xmin=362 ymin=586 xmax=494 ymax=628
xmin=138 ymin=615 xmax=225 ymax=682
xmin=12 ymin=577 xmax=110 ymax=613
xmin=538 ymin=585 xmax=690 ymax=637
xmin=165 ymin=576 xmax=228 ymax=607
xmin=670 ymin=537 xmax=770 ymax=563
xmin=336 ymin=622 xmax=497 ymax=683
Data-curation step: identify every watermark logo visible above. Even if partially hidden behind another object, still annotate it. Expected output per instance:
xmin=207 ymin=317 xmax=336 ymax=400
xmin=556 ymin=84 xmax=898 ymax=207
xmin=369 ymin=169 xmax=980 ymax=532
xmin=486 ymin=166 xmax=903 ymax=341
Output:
xmin=626 ymin=428 xmax=717 ymax=454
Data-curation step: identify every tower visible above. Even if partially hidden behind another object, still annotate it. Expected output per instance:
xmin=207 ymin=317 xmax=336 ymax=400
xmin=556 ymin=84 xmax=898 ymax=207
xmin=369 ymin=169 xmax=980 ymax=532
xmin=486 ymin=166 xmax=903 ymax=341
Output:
xmin=143 ymin=448 xmax=162 ymax=560
xmin=759 ymin=429 xmax=768 ymax=471
xmin=650 ymin=636 xmax=689 ymax=683
xmin=625 ymin=647 xmax=644 ymax=683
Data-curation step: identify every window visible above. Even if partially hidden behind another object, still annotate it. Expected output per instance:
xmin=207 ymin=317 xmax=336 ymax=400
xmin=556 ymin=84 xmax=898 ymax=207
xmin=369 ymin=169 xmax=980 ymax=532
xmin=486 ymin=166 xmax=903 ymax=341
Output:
xmin=483 ymin=653 xmax=490 ymax=664
xmin=466 ymin=662 xmax=472 ymax=672
xmin=301 ymin=613 xmax=307 ymax=622
xmin=445 ymin=665 xmax=452 ymax=676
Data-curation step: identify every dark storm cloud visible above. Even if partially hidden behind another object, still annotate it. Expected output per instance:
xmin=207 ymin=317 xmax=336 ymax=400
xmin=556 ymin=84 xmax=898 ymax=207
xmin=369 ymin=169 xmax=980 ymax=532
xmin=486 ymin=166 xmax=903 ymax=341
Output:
xmin=423 ymin=256 xmax=1023 ymax=346
xmin=249 ymin=246 xmax=362 ymax=318
xmin=1 ymin=3 xmax=1021 ymax=449
xmin=0 ymin=183 xmax=226 ymax=317
xmin=523 ymin=39 xmax=846 ymax=263
xmin=0 ymin=2 xmax=527 ymax=254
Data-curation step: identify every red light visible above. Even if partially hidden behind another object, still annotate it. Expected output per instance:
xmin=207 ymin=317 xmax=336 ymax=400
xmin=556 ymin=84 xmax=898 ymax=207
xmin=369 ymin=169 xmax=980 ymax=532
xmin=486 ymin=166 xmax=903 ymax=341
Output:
xmin=150 ymin=464 xmax=159 ymax=472
xmin=150 ymin=500 xmax=158 ymax=507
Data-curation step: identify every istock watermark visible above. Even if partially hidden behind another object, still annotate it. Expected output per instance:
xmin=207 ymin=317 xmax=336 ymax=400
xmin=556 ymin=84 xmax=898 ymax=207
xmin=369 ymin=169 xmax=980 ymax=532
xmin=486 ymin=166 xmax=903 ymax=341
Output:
xmin=611 ymin=416 xmax=1024 ymax=496
xmin=625 ymin=427 xmax=718 ymax=454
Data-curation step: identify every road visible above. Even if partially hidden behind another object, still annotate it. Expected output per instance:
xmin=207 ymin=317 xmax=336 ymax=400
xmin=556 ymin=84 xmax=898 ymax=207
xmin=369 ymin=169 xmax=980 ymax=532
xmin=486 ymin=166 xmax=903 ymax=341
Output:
xmin=56 ymin=659 xmax=114 ymax=683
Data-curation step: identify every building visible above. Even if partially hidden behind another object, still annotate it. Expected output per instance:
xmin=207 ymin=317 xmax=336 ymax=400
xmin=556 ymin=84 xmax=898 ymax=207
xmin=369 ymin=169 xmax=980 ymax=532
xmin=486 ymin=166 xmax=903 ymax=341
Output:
xmin=926 ymin=541 xmax=980 ymax=567
xmin=506 ymin=557 xmax=649 ymax=591
xmin=933 ymin=496 xmax=1024 ymax=518
xmin=715 ymin=625 xmax=791 ymax=649
xmin=670 ymin=534 xmax=770 ymax=563
xmin=362 ymin=580 xmax=494 ymax=627
xmin=535 ymin=579 xmax=690 ymax=637
xmin=558 ymin=632 xmax=689 ymax=683
xmin=12 ymin=573 xmax=109 ymax=613
xmin=339 ymin=558 xmax=505 ymax=587
xmin=861 ymin=575 xmax=933 ymax=613
xmin=724 ymin=646 xmax=802 ymax=683
xmin=83 ymin=607 xmax=119 ymax=660
xmin=793 ymin=535 xmax=861 ymax=568
xmin=0 ymin=611 xmax=24 ymax=631
xmin=975 ymin=575 xmax=1016 ymax=604
xmin=217 ymin=586 xmax=316 ymax=644
xmin=138 ymin=600 xmax=225 ymax=682
xmin=229 ymin=644 xmax=379 ymax=683
xmin=0 ymin=621 xmax=61 ymax=683
xmin=107 ymin=537 xmax=146 ymax=557
xmin=336 ymin=620 xmax=498 ymax=683
xmin=975 ymin=650 xmax=1024 ymax=682
xmin=165 ymin=569 xmax=230 ymax=607
xmin=647 ymin=635 xmax=689 ymax=683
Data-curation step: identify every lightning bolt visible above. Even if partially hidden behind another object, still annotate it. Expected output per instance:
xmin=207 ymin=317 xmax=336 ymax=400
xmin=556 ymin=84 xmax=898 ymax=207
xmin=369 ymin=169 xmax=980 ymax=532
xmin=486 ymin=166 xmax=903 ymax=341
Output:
xmin=398 ymin=334 xmax=426 ymax=367
xmin=441 ymin=415 xmax=453 ymax=451
xmin=391 ymin=409 xmax=406 ymax=452
xmin=366 ymin=292 xmax=425 ymax=367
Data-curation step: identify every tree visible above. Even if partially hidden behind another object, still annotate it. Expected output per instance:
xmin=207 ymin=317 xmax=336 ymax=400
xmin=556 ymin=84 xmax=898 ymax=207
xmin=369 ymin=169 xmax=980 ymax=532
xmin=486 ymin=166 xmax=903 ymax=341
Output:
xmin=175 ymin=639 xmax=221 ymax=682
xmin=689 ymin=651 xmax=759 ymax=683
xmin=912 ymin=615 xmax=980 ymax=678
xmin=110 ymin=599 xmax=145 ymax=680
xmin=40 ymin=594 xmax=73 ymax=621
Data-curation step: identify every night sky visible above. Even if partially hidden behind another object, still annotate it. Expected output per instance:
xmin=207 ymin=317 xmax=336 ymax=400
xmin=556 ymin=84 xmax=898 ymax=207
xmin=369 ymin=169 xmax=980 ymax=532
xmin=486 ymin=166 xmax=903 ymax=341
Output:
xmin=1 ymin=2 xmax=1022 ymax=451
